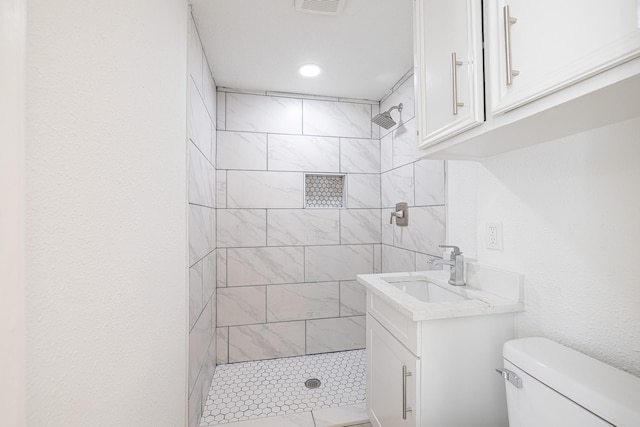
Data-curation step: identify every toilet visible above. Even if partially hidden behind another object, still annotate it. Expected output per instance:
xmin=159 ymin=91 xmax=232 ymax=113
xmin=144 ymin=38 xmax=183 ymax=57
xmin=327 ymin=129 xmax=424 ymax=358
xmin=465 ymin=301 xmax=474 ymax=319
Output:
xmin=499 ymin=337 xmax=640 ymax=426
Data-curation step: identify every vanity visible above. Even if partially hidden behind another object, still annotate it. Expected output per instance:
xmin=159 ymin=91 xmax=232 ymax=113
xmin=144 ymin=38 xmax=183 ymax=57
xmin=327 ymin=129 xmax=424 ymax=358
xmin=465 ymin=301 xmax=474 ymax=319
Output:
xmin=357 ymin=264 xmax=524 ymax=427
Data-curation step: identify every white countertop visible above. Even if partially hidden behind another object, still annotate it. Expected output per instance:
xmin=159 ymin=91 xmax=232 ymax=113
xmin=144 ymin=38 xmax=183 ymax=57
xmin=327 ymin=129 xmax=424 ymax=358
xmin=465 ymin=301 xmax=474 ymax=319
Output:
xmin=356 ymin=269 xmax=524 ymax=322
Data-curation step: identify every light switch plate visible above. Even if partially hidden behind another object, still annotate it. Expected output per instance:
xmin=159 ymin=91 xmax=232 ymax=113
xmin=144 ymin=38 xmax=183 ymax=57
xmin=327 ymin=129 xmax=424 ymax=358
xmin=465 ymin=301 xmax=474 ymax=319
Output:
xmin=486 ymin=222 xmax=503 ymax=250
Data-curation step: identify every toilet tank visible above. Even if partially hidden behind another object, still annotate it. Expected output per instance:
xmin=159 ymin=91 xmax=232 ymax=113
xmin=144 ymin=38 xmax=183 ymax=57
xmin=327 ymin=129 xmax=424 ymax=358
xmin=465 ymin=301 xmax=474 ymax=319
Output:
xmin=500 ymin=337 xmax=640 ymax=427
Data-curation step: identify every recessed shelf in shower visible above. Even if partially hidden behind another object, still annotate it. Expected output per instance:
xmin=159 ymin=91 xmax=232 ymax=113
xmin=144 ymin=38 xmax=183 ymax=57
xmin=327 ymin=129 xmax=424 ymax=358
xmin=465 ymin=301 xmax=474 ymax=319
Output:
xmin=304 ymin=174 xmax=346 ymax=208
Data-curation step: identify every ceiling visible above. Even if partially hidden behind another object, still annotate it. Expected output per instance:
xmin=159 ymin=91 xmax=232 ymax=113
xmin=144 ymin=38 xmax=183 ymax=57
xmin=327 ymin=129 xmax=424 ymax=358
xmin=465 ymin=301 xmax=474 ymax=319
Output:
xmin=190 ymin=0 xmax=414 ymax=101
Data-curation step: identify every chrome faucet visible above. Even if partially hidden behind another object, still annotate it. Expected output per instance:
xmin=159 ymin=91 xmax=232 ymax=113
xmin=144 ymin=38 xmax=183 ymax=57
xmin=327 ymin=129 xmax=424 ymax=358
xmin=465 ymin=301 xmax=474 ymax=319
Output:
xmin=430 ymin=245 xmax=465 ymax=286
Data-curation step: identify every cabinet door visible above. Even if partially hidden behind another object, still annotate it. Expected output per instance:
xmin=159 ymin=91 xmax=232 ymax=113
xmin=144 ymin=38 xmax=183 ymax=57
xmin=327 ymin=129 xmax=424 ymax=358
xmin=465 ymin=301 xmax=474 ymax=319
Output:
xmin=367 ymin=314 xmax=419 ymax=427
xmin=488 ymin=0 xmax=640 ymax=114
xmin=415 ymin=0 xmax=484 ymax=147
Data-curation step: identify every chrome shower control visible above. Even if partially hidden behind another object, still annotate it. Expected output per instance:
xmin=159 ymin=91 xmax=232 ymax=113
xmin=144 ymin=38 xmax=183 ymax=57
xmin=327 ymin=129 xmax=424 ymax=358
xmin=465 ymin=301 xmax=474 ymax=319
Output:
xmin=390 ymin=202 xmax=408 ymax=226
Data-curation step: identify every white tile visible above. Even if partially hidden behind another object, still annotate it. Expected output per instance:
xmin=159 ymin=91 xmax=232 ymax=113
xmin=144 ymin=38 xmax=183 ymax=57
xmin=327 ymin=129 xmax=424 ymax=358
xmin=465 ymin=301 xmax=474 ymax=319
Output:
xmin=306 ymin=316 xmax=366 ymax=354
xmin=217 ymin=131 xmax=267 ymax=170
xmin=340 ymin=209 xmax=381 ymax=244
xmin=303 ymin=100 xmax=371 ymax=138
xmin=217 ymin=286 xmax=266 ymax=327
xmin=415 ymin=159 xmax=445 ymax=206
xmin=216 ymin=248 xmax=227 ymax=288
xmin=227 ymin=171 xmax=303 ymax=209
xmin=381 ymin=245 xmax=416 ymax=273
xmin=374 ymin=244 xmax=382 ymax=274
xmin=189 ymin=79 xmax=212 ymax=159
xmin=379 ymin=76 xmax=415 ymax=137
xmin=216 ymin=170 xmax=226 ymax=209
xmin=393 ymin=206 xmax=446 ymax=256
xmin=267 ymin=209 xmax=340 ymax=246
xmin=216 ymin=91 xmax=226 ymax=130
xmin=381 ymin=163 xmax=414 ymax=208
xmin=210 ymin=412 xmax=315 ymax=427
xmin=313 ymin=404 xmax=368 ymax=427
xmin=228 ymin=322 xmax=305 ymax=362
xmin=371 ymin=104 xmax=380 ymax=139
xmin=189 ymin=142 xmax=215 ymax=208
xmin=268 ymin=134 xmax=339 ymax=172
xmin=189 ymin=261 xmax=203 ymax=331
xmin=339 ymin=281 xmax=366 ymax=316
xmin=347 ymin=174 xmax=380 ymax=208
xmin=189 ymin=300 xmax=212 ymax=394
xmin=189 ymin=204 xmax=215 ymax=265
xmin=267 ymin=282 xmax=339 ymax=322
xmin=188 ymin=18 xmax=203 ymax=91
xmin=340 ymin=138 xmax=380 ymax=174
xmin=380 ymin=133 xmax=393 ymax=173
xmin=392 ymin=117 xmax=418 ymax=168
xmin=381 ymin=210 xmax=394 ymax=245
xmin=202 ymin=251 xmax=216 ymax=301
xmin=305 ymin=245 xmax=373 ymax=282
xmin=202 ymin=59 xmax=216 ymax=121
xmin=217 ymin=209 xmax=266 ymax=248
xmin=226 ymin=93 xmax=302 ymax=134
xmin=188 ymin=385 xmax=202 ymax=427
xmin=216 ymin=327 xmax=229 ymax=365
xmin=228 ymin=246 xmax=304 ymax=286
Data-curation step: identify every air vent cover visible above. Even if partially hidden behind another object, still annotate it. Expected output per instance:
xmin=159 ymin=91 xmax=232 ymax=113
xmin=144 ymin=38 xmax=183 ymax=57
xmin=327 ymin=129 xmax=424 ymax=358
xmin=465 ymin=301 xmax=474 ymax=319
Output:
xmin=295 ymin=0 xmax=347 ymax=15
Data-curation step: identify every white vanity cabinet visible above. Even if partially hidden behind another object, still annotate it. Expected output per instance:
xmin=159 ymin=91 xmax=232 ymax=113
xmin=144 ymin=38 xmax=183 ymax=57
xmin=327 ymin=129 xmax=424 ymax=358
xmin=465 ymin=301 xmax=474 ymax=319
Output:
xmin=488 ymin=0 xmax=640 ymax=115
xmin=414 ymin=0 xmax=484 ymax=147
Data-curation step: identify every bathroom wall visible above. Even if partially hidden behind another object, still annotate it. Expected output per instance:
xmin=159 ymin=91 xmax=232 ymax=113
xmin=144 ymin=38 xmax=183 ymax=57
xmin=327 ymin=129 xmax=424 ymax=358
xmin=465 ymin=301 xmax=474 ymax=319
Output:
xmin=188 ymin=15 xmax=218 ymax=427
xmin=24 ymin=0 xmax=189 ymax=425
xmin=379 ymin=72 xmax=447 ymax=272
xmin=449 ymin=116 xmax=640 ymax=376
xmin=215 ymin=89 xmax=381 ymax=363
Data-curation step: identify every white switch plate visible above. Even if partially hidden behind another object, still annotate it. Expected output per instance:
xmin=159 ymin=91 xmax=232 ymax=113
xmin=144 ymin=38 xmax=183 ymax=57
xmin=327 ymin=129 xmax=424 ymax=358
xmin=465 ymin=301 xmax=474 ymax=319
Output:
xmin=486 ymin=222 xmax=503 ymax=250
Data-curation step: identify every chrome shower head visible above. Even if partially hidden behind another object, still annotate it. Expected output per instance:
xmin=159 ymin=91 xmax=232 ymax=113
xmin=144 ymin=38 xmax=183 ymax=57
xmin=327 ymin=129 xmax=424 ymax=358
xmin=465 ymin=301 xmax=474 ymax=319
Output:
xmin=372 ymin=103 xmax=403 ymax=129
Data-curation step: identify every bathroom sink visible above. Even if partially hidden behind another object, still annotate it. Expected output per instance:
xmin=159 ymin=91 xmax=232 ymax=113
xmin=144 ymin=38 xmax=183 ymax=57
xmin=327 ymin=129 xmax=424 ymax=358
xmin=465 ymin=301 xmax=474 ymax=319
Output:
xmin=383 ymin=279 xmax=468 ymax=303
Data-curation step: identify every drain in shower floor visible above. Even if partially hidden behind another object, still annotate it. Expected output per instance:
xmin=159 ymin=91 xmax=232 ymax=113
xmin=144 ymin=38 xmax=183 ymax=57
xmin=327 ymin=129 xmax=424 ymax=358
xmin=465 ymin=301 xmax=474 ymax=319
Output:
xmin=304 ymin=378 xmax=321 ymax=389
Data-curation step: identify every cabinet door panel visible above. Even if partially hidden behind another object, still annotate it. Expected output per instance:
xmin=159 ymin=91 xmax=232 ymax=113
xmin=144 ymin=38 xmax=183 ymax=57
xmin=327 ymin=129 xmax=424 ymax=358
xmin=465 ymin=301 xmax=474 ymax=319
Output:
xmin=489 ymin=0 xmax=640 ymax=114
xmin=415 ymin=0 xmax=484 ymax=147
xmin=367 ymin=315 xmax=419 ymax=427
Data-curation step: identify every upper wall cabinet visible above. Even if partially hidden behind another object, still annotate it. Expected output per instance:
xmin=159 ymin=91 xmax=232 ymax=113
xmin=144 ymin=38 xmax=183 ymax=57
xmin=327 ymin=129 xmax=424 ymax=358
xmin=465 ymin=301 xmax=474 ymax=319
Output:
xmin=414 ymin=0 xmax=640 ymax=160
xmin=414 ymin=0 xmax=484 ymax=147
xmin=488 ymin=0 xmax=640 ymax=115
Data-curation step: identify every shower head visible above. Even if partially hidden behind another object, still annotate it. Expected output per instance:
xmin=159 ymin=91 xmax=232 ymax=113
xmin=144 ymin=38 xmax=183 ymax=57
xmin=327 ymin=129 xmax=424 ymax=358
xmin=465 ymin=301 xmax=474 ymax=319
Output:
xmin=372 ymin=103 xmax=403 ymax=129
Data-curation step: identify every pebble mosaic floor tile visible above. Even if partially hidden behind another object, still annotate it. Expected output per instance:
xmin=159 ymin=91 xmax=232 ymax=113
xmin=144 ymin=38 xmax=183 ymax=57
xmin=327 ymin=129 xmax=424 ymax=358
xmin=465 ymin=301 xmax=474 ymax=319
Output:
xmin=200 ymin=350 xmax=366 ymax=425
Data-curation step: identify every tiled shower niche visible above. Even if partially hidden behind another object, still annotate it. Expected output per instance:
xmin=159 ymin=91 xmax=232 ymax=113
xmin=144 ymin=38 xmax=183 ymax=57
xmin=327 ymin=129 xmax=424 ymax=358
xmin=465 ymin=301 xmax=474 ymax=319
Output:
xmin=305 ymin=174 xmax=346 ymax=208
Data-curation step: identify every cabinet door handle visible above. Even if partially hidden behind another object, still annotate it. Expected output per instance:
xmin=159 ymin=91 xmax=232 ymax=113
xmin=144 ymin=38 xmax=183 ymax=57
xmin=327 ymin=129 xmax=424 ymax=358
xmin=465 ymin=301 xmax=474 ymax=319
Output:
xmin=451 ymin=52 xmax=465 ymax=115
xmin=503 ymin=5 xmax=520 ymax=85
xmin=402 ymin=365 xmax=413 ymax=420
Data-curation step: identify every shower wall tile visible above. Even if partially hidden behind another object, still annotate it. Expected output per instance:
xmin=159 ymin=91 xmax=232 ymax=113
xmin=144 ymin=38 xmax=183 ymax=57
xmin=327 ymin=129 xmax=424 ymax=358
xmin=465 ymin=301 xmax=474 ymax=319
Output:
xmin=216 ymin=170 xmax=226 ymax=209
xmin=226 ymin=93 xmax=302 ymax=134
xmin=203 ymin=250 xmax=216 ymax=301
xmin=188 ymin=18 xmax=203 ymax=91
xmin=339 ymin=281 xmax=366 ymax=316
xmin=268 ymin=135 xmax=339 ymax=172
xmin=380 ymin=133 xmax=393 ymax=173
xmin=381 ymin=163 xmax=415 ymax=208
xmin=189 ymin=299 xmax=212 ymax=394
xmin=202 ymin=60 xmax=216 ymax=121
xmin=227 ymin=171 xmax=303 ymax=209
xmin=267 ymin=282 xmax=340 ymax=322
xmin=347 ymin=174 xmax=380 ymax=208
xmin=217 ymin=131 xmax=267 ymax=170
xmin=392 ymin=118 xmax=418 ymax=169
xmin=216 ymin=327 xmax=229 ymax=364
xmin=371 ymin=104 xmax=380 ymax=139
xmin=340 ymin=209 xmax=381 ymax=244
xmin=189 ymin=261 xmax=203 ymax=331
xmin=227 ymin=246 xmax=304 ymax=286
xmin=382 ymin=244 xmax=416 ymax=273
xmin=414 ymin=159 xmax=445 ymax=206
xmin=393 ymin=206 xmax=445 ymax=256
xmin=189 ymin=79 xmax=212 ymax=158
xmin=373 ymin=244 xmax=382 ymax=273
xmin=188 ymin=141 xmax=215 ymax=208
xmin=306 ymin=316 xmax=366 ymax=354
xmin=216 ymin=92 xmax=226 ymax=130
xmin=340 ymin=138 xmax=380 ymax=174
xmin=381 ymin=213 xmax=394 ymax=245
xmin=303 ymin=100 xmax=372 ymax=138
xmin=229 ymin=321 xmax=306 ymax=362
xmin=189 ymin=204 xmax=215 ymax=266
xmin=267 ymin=209 xmax=340 ymax=246
xmin=216 ymin=209 xmax=266 ymax=248
xmin=216 ymin=248 xmax=227 ymax=288
xmin=217 ymin=286 xmax=266 ymax=327
xmin=305 ymin=245 xmax=373 ymax=282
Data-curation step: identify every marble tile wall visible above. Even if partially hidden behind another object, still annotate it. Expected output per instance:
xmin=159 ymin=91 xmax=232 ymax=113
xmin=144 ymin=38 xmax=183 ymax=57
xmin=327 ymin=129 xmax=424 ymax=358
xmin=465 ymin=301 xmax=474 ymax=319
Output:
xmin=379 ymin=71 xmax=447 ymax=274
xmin=215 ymin=89 xmax=380 ymax=364
xmin=188 ymin=15 xmax=218 ymax=427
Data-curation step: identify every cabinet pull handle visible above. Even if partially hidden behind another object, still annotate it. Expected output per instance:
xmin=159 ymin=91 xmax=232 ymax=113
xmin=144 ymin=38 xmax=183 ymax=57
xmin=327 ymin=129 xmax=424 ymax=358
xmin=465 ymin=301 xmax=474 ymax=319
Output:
xmin=451 ymin=52 xmax=464 ymax=115
xmin=503 ymin=5 xmax=520 ymax=85
xmin=402 ymin=365 xmax=413 ymax=420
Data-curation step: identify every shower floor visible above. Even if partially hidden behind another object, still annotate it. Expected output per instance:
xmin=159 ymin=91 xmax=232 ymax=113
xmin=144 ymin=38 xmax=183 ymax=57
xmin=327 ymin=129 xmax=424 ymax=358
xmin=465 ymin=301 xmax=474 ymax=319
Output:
xmin=199 ymin=349 xmax=366 ymax=426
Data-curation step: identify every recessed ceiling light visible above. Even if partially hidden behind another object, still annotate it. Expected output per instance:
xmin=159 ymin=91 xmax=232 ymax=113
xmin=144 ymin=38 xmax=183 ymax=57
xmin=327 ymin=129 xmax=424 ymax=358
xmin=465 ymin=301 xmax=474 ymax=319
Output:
xmin=299 ymin=64 xmax=322 ymax=77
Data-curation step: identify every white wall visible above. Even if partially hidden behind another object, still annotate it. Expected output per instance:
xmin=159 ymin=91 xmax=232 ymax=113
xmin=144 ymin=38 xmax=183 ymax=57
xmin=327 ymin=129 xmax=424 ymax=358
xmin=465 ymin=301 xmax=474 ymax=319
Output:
xmin=0 ymin=0 xmax=26 ymax=425
xmin=449 ymin=116 xmax=640 ymax=376
xmin=25 ymin=1 xmax=189 ymax=425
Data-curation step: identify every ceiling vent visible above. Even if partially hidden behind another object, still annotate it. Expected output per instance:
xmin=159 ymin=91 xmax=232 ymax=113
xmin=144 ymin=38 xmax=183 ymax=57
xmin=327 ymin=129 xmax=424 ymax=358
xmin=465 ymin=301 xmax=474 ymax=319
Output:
xmin=294 ymin=0 xmax=347 ymax=15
